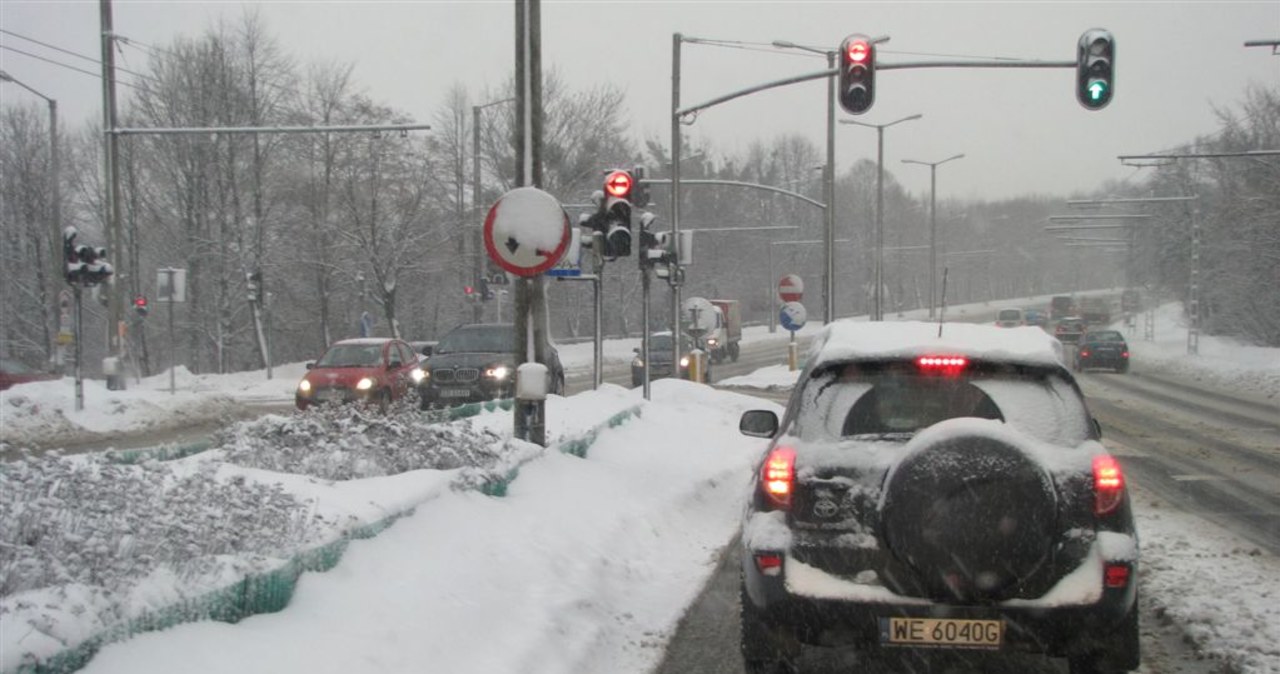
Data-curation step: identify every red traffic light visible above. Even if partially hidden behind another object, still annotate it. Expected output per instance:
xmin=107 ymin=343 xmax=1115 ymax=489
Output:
xmin=846 ymin=39 xmax=870 ymax=64
xmin=604 ymin=170 xmax=633 ymax=199
xmin=133 ymin=295 xmax=148 ymax=308
xmin=463 ymin=285 xmax=475 ymax=295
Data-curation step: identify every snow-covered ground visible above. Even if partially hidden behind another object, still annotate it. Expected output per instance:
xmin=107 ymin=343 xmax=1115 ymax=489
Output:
xmin=1 ymin=300 xmax=1278 ymax=673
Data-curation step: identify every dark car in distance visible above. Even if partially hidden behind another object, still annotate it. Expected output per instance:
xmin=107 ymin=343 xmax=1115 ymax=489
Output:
xmin=295 ymin=338 xmax=424 ymax=411
xmin=737 ymin=321 xmax=1138 ymax=674
xmin=1055 ymin=317 xmax=1088 ymax=344
xmin=1076 ymin=330 xmax=1130 ymax=373
xmin=418 ymin=323 xmax=564 ymax=409
xmin=630 ymin=332 xmax=710 ymax=387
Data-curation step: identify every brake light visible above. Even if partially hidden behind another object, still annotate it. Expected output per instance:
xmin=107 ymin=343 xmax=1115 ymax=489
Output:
xmin=1093 ymin=454 xmax=1125 ymax=515
xmin=761 ymin=446 xmax=796 ymax=508
xmin=917 ymin=355 xmax=968 ymax=375
xmin=1104 ymin=562 xmax=1131 ymax=588
xmin=1121 ymin=351 xmax=1129 ymax=359
xmin=1080 ymin=350 xmax=1091 ymax=358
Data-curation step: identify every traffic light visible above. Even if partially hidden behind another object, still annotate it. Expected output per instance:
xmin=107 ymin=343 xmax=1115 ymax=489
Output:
xmin=463 ymin=284 xmax=477 ymax=302
xmin=838 ymin=34 xmax=875 ymax=115
xmin=63 ymin=226 xmax=82 ymax=283
xmin=1077 ymin=29 xmax=1115 ymax=110
xmin=478 ymin=276 xmax=493 ymax=301
xmin=602 ymin=169 xmax=633 ymax=258
xmin=246 ymin=269 xmax=262 ymax=302
xmin=133 ymin=295 xmax=149 ymax=317
xmin=62 ymin=226 xmax=113 ymax=286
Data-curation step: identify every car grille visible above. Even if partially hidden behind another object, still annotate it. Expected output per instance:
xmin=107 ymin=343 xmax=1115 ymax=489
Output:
xmin=434 ymin=369 xmax=455 ymax=383
xmin=455 ymin=368 xmax=479 ymax=382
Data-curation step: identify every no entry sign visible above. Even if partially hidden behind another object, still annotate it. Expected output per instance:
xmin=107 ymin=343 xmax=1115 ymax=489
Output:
xmin=778 ymin=274 xmax=804 ymax=303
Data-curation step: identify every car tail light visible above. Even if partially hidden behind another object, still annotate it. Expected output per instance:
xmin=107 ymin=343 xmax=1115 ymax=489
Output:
xmin=1080 ymin=349 xmax=1091 ymax=358
xmin=754 ymin=553 xmax=784 ymax=577
xmin=1093 ymin=454 xmax=1125 ymax=515
xmin=1104 ymin=562 xmax=1131 ymax=588
xmin=761 ymin=446 xmax=796 ymax=508
xmin=916 ymin=355 xmax=968 ymax=375
xmin=1121 ymin=351 xmax=1129 ymax=359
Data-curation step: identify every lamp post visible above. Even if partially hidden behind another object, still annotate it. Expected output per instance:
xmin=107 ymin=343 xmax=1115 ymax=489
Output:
xmin=0 ymin=70 xmax=61 ymax=365
xmin=771 ymin=41 xmax=837 ymax=324
xmin=473 ymin=97 xmax=515 ymax=323
xmin=840 ymin=113 xmax=922 ymax=321
xmin=902 ymin=153 xmax=965 ymax=318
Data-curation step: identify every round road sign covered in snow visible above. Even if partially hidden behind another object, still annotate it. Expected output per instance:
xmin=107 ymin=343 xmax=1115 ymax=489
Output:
xmin=483 ymin=187 xmax=571 ymax=277
xmin=779 ymin=301 xmax=807 ymax=332
xmin=778 ymin=274 xmax=804 ymax=303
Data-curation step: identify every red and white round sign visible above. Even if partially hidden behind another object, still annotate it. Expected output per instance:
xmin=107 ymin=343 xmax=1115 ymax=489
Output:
xmin=778 ymin=274 xmax=804 ymax=303
xmin=483 ymin=187 xmax=571 ymax=277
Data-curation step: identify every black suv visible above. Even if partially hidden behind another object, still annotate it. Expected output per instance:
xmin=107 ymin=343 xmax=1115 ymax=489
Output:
xmin=630 ymin=332 xmax=711 ymax=386
xmin=737 ymin=321 xmax=1138 ymax=674
xmin=1076 ymin=330 xmax=1130 ymax=373
xmin=418 ymin=324 xmax=564 ymax=409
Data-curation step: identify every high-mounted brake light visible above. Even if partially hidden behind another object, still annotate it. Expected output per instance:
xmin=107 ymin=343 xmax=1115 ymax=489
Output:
xmin=916 ymin=355 xmax=968 ymax=372
xmin=761 ymin=446 xmax=796 ymax=508
xmin=1093 ymin=454 xmax=1126 ymax=515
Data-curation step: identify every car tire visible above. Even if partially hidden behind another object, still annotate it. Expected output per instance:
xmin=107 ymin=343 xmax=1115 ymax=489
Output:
xmin=729 ymin=343 xmax=740 ymax=362
xmin=376 ymin=390 xmax=391 ymax=414
xmin=739 ymin=583 xmax=798 ymax=674
xmin=1068 ymin=604 xmax=1140 ymax=674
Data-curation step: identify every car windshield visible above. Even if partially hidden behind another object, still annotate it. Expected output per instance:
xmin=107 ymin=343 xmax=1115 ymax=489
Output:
xmin=1 ymin=358 xmax=35 ymax=374
xmin=791 ymin=361 xmax=1092 ymax=446
xmin=649 ymin=334 xmax=691 ymax=352
xmin=998 ymin=310 xmax=1021 ymax=320
xmin=436 ymin=326 xmax=515 ymax=354
xmin=316 ymin=343 xmax=383 ymax=367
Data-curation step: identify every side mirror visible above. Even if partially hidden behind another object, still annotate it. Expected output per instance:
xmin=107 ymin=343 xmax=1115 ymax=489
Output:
xmin=422 ymin=345 xmax=433 ymax=357
xmin=1091 ymin=417 xmax=1103 ymax=439
xmin=305 ymin=362 xmax=315 ymax=370
xmin=739 ymin=410 xmax=779 ymax=438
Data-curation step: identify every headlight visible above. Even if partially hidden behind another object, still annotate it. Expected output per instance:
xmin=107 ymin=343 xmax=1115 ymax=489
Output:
xmin=632 ymin=357 xmax=644 ymax=368
xmin=707 ymin=338 xmax=718 ymax=346
xmin=679 ymin=356 xmax=690 ymax=368
xmin=485 ymin=365 xmax=510 ymax=380
xmin=356 ymin=377 xmax=375 ymax=391
xmin=298 ymin=379 xmax=312 ymax=393
xmin=411 ymin=368 xmax=426 ymax=384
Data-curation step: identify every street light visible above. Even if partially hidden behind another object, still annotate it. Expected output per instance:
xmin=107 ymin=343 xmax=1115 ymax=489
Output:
xmin=1 ymin=70 xmax=61 ymax=365
xmin=770 ymin=40 xmax=837 ymax=324
xmin=473 ymin=97 xmax=515 ymax=323
xmin=841 ymin=113 xmax=923 ymax=321
xmin=901 ymin=153 xmax=965 ymax=318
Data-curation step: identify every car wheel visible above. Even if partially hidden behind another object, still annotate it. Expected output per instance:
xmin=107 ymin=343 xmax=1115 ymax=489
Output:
xmin=729 ymin=343 xmax=740 ymax=362
xmin=376 ymin=390 xmax=391 ymax=414
xmin=739 ymin=583 xmax=798 ymax=674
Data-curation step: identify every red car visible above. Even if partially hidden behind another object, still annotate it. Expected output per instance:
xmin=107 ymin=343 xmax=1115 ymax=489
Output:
xmin=0 ymin=358 xmax=58 ymax=391
xmin=295 ymin=338 xmax=424 ymax=411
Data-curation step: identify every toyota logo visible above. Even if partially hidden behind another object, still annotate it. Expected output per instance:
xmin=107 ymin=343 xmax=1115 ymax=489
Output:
xmin=813 ymin=498 xmax=840 ymax=519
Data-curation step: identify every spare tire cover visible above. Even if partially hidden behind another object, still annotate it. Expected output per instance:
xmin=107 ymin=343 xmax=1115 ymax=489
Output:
xmin=880 ymin=431 xmax=1057 ymax=603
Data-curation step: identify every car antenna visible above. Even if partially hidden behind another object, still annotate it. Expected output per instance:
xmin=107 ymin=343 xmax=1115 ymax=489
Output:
xmin=937 ymin=267 xmax=949 ymax=338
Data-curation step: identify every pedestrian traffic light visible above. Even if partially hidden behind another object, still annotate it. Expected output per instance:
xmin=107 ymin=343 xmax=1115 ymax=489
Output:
xmin=602 ymin=169 xmax=633 ymax=258
xmin=463 ymin=284 xmax=477 ymax=301
xmin=839 ymin=35 xmax=875 ymax=115
xmin=133 ymin=295 xmax=149 ymax=317
xmin=1077 ymin=29 xmax=1115 ymax=110
xmin=478 ymin=276 xmax=493 ymax=301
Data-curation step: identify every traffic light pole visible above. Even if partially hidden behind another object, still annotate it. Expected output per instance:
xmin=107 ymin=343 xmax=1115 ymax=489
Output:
xmin=72 ymin=285 xmax=84 ymax=412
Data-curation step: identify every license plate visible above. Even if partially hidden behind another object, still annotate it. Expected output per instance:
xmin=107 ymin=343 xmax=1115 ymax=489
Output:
xmin=316 ymin=389 xmax=343 ymax=401
xmin=439 ymin=388 xmax=471 ymax=398
xmin=880 ymin=617 xmax=1003 ymax=650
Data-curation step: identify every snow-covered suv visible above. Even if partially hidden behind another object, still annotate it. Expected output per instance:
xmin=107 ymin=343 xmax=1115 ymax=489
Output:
xmin=737 ymin=321 xmax=1139 ymax=674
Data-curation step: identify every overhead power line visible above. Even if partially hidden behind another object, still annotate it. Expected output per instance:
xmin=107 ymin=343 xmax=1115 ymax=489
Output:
xmin=0 ymin=44 xmax=147 ymax=91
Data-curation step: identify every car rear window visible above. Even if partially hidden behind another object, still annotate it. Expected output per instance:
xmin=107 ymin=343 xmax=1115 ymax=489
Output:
xmin=791 ymin=362 xmax=1092 ymax=447
xmin=998 ymin=309 xmax=1022 ymax=321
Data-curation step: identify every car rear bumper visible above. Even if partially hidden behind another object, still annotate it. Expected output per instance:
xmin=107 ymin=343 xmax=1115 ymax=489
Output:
xmin=741 ymin=553 xmax=1136 ymax=657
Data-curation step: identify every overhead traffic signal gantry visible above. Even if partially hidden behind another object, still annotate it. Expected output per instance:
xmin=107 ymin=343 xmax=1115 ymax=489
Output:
xmin=1077 ymin=29 xmax=1115 ymax=110
xmin=838 ymin=34 xmax=876 ymax=115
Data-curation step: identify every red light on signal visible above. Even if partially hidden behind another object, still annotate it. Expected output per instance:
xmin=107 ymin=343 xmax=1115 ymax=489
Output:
xmin=604 ymin=170 xmax=633 ymax=198
xmin=463 ymin=285 xmax=474 ymax=295
xmin=133 ymin=296 xmax=147 ymax=308
xmin=847 ymin=40 xmax=870 ymax=63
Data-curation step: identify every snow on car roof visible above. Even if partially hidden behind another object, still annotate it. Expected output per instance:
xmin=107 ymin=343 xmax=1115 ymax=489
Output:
xmin=808 ymin=320 xmax=1066 ymax=370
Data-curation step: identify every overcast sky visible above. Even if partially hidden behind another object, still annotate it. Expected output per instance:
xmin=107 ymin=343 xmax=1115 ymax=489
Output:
xmin=2 ymin=1 xmax=1276 ymax=201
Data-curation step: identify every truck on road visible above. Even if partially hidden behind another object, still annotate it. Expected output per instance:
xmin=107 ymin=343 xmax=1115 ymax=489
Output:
xmin=705 ymin=299 xmax=742 ymax=363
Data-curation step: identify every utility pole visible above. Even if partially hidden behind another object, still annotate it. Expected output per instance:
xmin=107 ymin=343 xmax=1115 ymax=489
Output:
xmin=100 ymin=0 xmax=125 ymax=389
xmin=670 ymin=33 xmax=684 ymax=379
xmin=902 ymin=153 xmax=965 ymax=318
